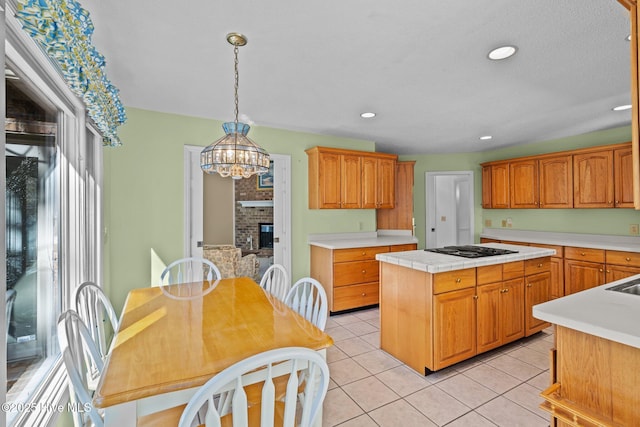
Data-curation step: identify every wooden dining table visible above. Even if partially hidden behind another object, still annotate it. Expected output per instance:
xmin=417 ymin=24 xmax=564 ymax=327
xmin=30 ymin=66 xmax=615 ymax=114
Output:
xmin=93 ymin=277 xmax=334 ymax=426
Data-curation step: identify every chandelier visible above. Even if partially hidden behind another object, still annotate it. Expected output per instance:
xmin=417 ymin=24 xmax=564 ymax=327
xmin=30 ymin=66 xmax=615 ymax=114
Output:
xmin=201 ymin=33 xmax=270 ymax=179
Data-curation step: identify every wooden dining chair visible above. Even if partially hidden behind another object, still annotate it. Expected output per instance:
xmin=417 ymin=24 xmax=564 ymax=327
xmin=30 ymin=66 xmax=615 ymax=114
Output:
xmin=259 ymin=264 xmax=290 ymax=301
xmin=284 ymin=278 xmax=328 ymax=331
xmin=158 ymin=257 xmax=221 ymax=286
xmin=178 ymin=347 xmax=330 ymax=427
xmin=75 ymin=281 xmax=119 ymax=362
xmin=57 ymin=310 xmax=105 ymax=427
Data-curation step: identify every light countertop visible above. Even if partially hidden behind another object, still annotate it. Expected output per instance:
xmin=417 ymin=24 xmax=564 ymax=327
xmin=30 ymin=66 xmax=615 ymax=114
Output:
xmin=307 ymin=231 xmax=418 ymax=249
xmin=375 ymin=243 xmax=555 ymax=273
xmin=533 ymin=274 xmax=640 ymax=349
xmin=481 ymin=228 xmax=640 ymax=253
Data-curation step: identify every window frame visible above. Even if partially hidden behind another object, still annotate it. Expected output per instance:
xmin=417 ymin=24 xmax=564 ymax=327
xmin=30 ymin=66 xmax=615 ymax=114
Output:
xmin=3 ymin=1 xmax=105 ymax=425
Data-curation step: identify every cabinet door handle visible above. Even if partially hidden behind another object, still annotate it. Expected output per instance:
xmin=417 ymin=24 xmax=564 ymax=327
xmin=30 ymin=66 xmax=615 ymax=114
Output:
xmin=527 ymin=283 xmax=533 ymax=288
xmin=455 ymin=278 xmax=461 ymax=283
xmin=361 ymin=293 xmax=366 ymax=297
xmin=538 ymin=263 xmax=543 ymax=267
xmin=473 ymin=295 xmax=478 ymax=300
xmin=599 ymin=268 xmax=603 ymax=273
xmin=626 ymin=257 xmax=631 ymax=262
xmin=606 ymin=269 xmax=610 ymax=273
xmin=362 ymin=270 xmax=366 ymax=274
xmin=580 ymin=252 xmax=586 ymax=256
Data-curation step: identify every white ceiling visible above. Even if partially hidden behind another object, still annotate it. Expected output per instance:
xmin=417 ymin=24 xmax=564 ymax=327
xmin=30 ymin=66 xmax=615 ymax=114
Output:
xmin=81 ymin=0 xmax=632 ymax=155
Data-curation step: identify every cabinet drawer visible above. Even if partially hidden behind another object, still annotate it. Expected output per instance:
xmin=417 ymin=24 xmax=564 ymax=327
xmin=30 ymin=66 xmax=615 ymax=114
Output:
xmin=564 ymin=246 xmax=605 ymax=263
xmin=606 ymin=250 xmax=640 ymax=268
xmin=503 ymin=261 xmax=524 ymax=280
xmin=525 ymin=257 xmax=550 ymax=275
xmin=433 ymin=268 xmax=476 ymax=294
xmin=477 ymin=264 xmax=502 ymax=285
xmin=390 ymin=243 xmax=418 ymax=252
xmin=334 ymin=260 xmax=379 ymax=286
xmin=334 ymin=246 xmax=389 ymax=262
xmin=529 ymin=243 xmax=563 ymax=258
xmin=333 ymin=283 xmax=379 ymax=311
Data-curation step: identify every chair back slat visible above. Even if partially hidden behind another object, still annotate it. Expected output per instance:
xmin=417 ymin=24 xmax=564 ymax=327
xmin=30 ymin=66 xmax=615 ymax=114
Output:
xmin=284 ymin=278 xmax=328 ymax=331
xmin=259 ymin=264 xmax=290 ymax=301
xmin=75 ymin=281 xmax=119 ymax=361
xmin=159 ymin=257 xmax=221 ymax=286
xmin=179 ymin=347 xmax=329 ymax=427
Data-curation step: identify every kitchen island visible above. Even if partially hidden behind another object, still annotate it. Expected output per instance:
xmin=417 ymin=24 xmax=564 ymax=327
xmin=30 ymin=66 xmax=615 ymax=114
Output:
xmin=533 ymin=277 xmax=640 ymax=426
xmin=376 ymin=243 xmax=554 ymax=374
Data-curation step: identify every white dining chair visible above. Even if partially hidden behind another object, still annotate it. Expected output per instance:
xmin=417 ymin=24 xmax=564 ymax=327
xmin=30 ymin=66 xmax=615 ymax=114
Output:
xmin=178 ymin=346 xmax=330 ymax=427
xmin=57 ymin=310 xmax=105 ymax=427
xmin=75 ymin=281 xmax=119 ymax=361
xmin=284 ymin=278 xmax=328 ymax=331
xmin=158 ymin=257 xmax=221 ymax=286
xmin=259 ymin=263 xmax=290 ymax=301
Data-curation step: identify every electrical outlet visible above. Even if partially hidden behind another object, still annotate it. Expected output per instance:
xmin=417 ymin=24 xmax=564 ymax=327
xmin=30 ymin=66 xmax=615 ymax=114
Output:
xmin=506 ymin=217 xmax=513 ymax=228
xmin=485 ymin=219 xmax=492 ymax=227
xmin=630 ymin=224 xmax=639 ymax=235
xmin=501 ymin=219 xmax=507 ymax=227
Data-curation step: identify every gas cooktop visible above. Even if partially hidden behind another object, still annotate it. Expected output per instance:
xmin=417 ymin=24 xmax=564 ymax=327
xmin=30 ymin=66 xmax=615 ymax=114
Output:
xmin=425 ymin=245 xmax=518 ymax=258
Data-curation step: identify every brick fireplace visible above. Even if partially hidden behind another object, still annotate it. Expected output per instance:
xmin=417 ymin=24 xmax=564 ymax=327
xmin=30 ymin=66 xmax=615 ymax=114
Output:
xmin=234 ymin=175 xmax=273 ymax=259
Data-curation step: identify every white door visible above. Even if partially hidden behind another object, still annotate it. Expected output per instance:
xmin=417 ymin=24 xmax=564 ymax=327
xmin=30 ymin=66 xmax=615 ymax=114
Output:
xmin=425 ymin=171 xmax=474 ymax=249
xmin=183 ymin=146 xmax=292 ymax=275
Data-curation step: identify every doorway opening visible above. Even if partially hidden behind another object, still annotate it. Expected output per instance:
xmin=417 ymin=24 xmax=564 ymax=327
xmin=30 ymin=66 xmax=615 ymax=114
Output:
xmin=425 ymin=171 xmax=475 ymax=249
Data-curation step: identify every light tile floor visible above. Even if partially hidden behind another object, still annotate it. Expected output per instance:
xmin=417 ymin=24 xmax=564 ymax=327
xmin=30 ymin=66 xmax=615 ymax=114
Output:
xmin=323 ymin=307 xmax=553 ymax=427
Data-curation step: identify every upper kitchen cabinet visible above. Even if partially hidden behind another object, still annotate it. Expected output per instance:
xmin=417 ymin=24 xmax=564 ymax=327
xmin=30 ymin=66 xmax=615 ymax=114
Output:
xmin=509 ymin=159 xmax=539 ymax=208
xmin=377 ymin=161 xmax=415 ymax=230
xmin=306 ymin=146 xmax=397 ymax=209
xmin=482 ymin=142 xmax=631 ymax=209
xmin=573 ymin=148 xmax=614 ymax=208
xmin=362 ymin=154 xmax=396 ymax=209
xmin=539 ymin=154 xmax=573 ymax=208
xmin=616 ymin=0 xmax=640 ymax=209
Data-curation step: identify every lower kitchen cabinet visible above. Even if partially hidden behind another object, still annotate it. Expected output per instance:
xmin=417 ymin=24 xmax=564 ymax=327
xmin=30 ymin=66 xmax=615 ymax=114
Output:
xmin=476 ymin=277 xmax=525 ymax=354
xmin=433 ymin=287 xmax=477 ymax=370
xmin=311 ymin=243 xmax=417 ymax=313
xmin=525 ymin=271 xmax=551 ymax=335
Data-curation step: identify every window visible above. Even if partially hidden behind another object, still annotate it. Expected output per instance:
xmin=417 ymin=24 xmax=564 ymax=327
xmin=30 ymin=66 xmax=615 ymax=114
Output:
xmin=3 ymin=7 xmax=105 ymax=426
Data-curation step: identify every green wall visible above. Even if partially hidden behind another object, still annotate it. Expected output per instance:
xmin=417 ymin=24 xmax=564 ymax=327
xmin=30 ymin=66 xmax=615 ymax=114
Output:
xmin=103 ymin=108 xmax=377 ymax=312
xmin=104 ymin=108 xmax=640 ymax=312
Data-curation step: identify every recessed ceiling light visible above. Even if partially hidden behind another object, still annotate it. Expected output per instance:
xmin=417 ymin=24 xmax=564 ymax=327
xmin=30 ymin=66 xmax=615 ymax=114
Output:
xmin=479 ymin=135 xmax=493 ymax=141
xmin=487 ymin=45 xmax=518 ymax=61
xmin=360 ymin=112 xmax=376 ymax=118
xmin=613 ymin=104 xmax=632 ymax=111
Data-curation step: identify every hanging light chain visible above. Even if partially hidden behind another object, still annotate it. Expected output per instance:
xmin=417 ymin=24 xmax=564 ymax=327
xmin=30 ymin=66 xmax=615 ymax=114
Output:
xmin=233 ymin=43 xmax=240 ymax=126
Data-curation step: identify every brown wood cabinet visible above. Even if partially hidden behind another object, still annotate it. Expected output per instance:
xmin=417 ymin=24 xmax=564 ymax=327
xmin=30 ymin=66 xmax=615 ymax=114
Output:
xmin=377 ymin=161 xmax=415 ymax=230
xmin=539 ymin=154 xmax=573 ymax=208
xmin=509 ymin=159 xmax=539 ymax=208
xmin=481 ymin=142 xmax=631 ymax=209
xmin=306 ymin=146 xmax=397 ymax=209
xmin=380 ymin=256 xmax=550 ymax=374
xmin=614 ymin=146 xmax=635 ymax=207
xmin=490 ymin=162 xmax=510 ymax=208
xmin=605 ymin=249 xmax=640 ymax=282
xmin=311 ymin=243 xmax=417 ymax=313
xmin=573 ymin=148 xmax=615 ymax=208
xmin=541 ymin=325 xmax=640 ymax=426
xmin=564 ymin=246 xmax=606 ymax=295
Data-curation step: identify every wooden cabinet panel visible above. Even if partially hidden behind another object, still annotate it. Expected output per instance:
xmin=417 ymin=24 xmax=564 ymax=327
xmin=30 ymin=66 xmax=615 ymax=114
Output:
xmin=433 ymin=287 xmax=477 ymax=370
xmin=389 ymin=243 xmax=418 ymax=252
xmin=502 ymin=278 xmax=525 ymax=342
xmin=564 ymin=259 xmax=605 ymax=295
xmin=573 ymin=149 xmax=614 ymax=208
xmin=503 ymin=260 xmax=524 ymax=280
xmin=510 ymin=159 xmax=539 ymax=208
xmin=481 ymin=165 xmax=492 ymax=209
xmin=316 ymin=151 xmax=341 ymax=209
xmin=525 ymin=271 xmax=551 ymax=335
xmin=361 ymin=156 xmax=378 ymax=209
xmin=606 ymin=249 xmax=640 ymax=267
xmin=490 ymin=162 xmax=510 ymax=208
xmin=377 ymin=161 xmax=415 ymax=230
xmin=476 ymin=282 xmax=502 ymax=353
xmin=377 ymin=157 xmax=396 ymax=209
xmin=433 ymin=268 xmax=476 ymax=294
xmin=549 ymin=256 xmax=565 ymax=299
xmin=333 ymin=283 xmax=379 ymax=312
xmin=334 ymin=246 xmax=389 ymax=262
xmin=539 ymin=154 xmax=573 ymax=208
xmin=525 ymin=257 xmax=550 ymax=276
xmin=614 ymin=146 xmax=634 ymax=207
xmin=333 ymin=260 xmax=379 ymax=287
xmin=341 ymin=154 xmax=362 ymax=208
xmin=606 ymin=264 xmax=640 ymax=282
xmin=564 ymin=246 xmax=605 ymax=263
xmin=477 ymin=264 xmax=502 ymax=285
xmin=306 ymin=146 xmax=397 ymax=209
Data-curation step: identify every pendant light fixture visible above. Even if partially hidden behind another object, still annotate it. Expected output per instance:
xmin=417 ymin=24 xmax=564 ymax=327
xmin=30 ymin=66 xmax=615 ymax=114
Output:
xmin=201 ymin=33 xmax=270 ymax=179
